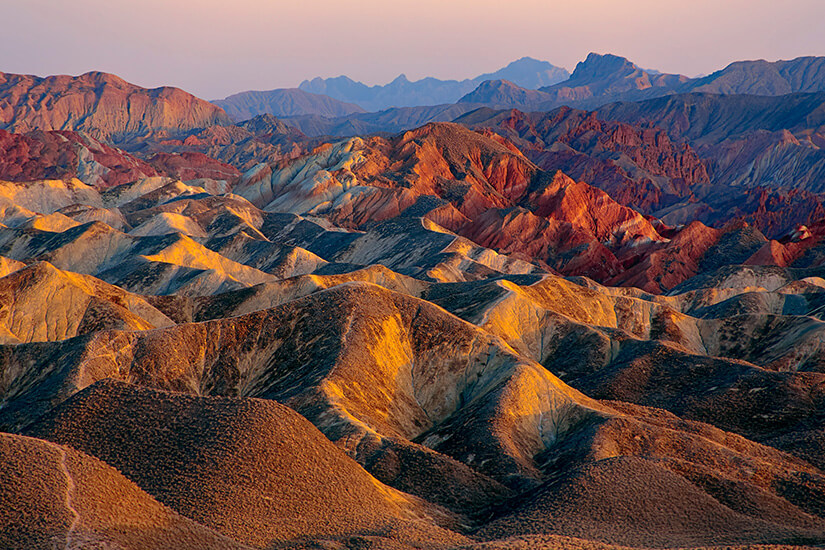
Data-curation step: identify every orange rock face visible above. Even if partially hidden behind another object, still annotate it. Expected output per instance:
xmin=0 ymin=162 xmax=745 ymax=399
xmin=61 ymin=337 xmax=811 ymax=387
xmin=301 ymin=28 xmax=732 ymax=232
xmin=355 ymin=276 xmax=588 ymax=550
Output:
xmin=609 ymin=221 xmax=723 ymax=292
xmin=236 ymin=122 xmax=687 ymax=286
xmin=0 ymin=71 xmax=232 ymax=145
xmin=458 ymin=107 xmax=709 ymax=214
xmin=235 ymin=119 xmax=825 ymax=292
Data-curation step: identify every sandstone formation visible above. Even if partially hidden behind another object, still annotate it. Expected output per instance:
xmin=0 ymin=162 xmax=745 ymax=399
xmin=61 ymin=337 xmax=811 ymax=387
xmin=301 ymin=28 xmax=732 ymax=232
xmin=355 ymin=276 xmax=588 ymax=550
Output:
xmin=0 ymin=70 xmax=232 ymax=146
xmin=456 ymin=107 xmax=709 ymax=214
xmin=0 ymin=129 xmax=159 ymax=187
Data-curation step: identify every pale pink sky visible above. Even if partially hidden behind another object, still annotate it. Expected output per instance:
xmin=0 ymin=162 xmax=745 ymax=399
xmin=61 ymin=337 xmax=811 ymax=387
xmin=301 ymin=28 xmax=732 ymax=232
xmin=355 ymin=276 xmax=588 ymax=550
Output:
xmin=2 ymin=0 xmax=824 ymax=99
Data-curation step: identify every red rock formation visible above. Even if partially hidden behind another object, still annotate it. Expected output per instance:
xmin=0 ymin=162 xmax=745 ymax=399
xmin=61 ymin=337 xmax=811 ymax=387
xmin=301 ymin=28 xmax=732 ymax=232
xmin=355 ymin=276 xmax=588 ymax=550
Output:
xmin=609 ymin=221 xmax=723 ymax=292
xmin=744 ymin=240 xmax=796 ymax=267
xmin=739 ymin=186 xmax=825 ymax=238
xmin=0 ymin=129 xmax=158 ymax=187
xmin=595 ymin=93 xmax=825 ymax=233
xmin=237 ymin=122 xmax=675 ymax=285
xmin=0 ymin=70 xmax=232 ymax=145
xmin=0 ymin=129 xmax=243 ymax=189
xmin=458 ymin=107 xmax=709 ymax=214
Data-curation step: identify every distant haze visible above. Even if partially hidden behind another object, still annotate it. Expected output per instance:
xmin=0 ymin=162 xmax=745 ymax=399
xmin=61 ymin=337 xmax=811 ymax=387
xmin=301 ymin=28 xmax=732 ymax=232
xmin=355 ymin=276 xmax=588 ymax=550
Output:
xmin=2 ymin=0 xmax=824 ymax=99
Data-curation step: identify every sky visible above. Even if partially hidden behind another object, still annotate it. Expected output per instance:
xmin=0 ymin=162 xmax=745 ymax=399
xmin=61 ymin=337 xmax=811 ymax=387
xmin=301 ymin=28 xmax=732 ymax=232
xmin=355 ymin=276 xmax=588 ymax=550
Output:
xmin=1 ymin=0 xmax=824 ymax=99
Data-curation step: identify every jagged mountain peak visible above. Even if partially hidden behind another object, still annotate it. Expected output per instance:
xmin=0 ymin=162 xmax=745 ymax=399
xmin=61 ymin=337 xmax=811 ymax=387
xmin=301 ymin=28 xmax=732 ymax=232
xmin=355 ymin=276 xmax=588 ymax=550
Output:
xmin=293 ymin=58 xmax=569 ymax=111
xmin=571 ymin=52 xmax=640 ymax=79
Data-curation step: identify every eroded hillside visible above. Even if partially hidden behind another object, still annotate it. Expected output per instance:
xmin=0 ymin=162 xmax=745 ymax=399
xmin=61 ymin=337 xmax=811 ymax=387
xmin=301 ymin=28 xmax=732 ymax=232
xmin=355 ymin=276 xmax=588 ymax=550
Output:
xmin=1 ymin=136 xmax=825 ymax=549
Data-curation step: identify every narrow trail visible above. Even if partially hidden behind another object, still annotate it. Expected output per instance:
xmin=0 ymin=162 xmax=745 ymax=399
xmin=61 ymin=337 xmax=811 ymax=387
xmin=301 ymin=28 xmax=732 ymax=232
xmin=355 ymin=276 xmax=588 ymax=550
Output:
xmin=51 ymin=443 xmax=81 ymax=550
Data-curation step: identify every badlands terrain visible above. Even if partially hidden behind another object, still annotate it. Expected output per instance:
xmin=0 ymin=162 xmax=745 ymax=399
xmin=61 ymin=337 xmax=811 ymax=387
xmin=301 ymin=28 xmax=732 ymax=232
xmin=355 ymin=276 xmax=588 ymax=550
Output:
xmin=2 ymin=54 xmax=825 ymax=549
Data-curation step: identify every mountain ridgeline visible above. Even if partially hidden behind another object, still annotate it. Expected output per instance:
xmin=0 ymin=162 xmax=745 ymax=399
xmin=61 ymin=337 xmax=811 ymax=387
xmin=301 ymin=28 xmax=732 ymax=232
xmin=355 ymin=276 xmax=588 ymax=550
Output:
xmin=214 ymin=53 xmax=825 ymax=121
xmin=0 ymin=70 xmax=232 ymax=146
xmin=295 ymin=57 xmax=571 ymax=111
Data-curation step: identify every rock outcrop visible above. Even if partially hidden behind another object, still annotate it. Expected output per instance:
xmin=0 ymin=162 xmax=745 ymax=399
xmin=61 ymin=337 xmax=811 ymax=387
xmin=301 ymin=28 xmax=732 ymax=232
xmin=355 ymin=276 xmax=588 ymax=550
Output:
xmin=457 ymin=107 xmax=709 ymax=214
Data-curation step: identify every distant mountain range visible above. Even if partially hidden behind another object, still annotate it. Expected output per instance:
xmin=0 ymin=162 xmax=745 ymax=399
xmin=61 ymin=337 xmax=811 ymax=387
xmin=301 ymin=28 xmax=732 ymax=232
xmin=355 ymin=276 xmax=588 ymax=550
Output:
xmin=214 ymin=57 xmax=570 ymax=116
xmin=533 ymin=52 xmax=690 ymax=107
xmin=460 ymin=53 xmax=825 ymax=111
xmin=280 ymin=103 xmax=483 ymax=137
xmin=213 ymin=53 xmax=825 ymax=121
xmin=3 ymin=59 xmax=824 ymax=212
xmin=691 ymin=56 xmax=825 ymax=95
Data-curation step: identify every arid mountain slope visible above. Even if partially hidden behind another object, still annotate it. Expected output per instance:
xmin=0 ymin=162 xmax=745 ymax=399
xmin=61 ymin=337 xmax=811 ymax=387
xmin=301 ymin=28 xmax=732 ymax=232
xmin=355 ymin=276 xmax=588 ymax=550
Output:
xmin=592 ymin=92 xmax=825 ymax=234
xmin=4 ymin=279 xmax=825 ymax=548
xmin=596 ymin=92 xmax=825 ymax=147
xmin=0 ymin=70 xmax=232 ymax=145
xmin=3 ymin=84 xmax=825 ymax=550
xmin=234 ymin=122 xmax=685 ymax=285
xmin=28 ymin=380 xmax=462 ymax=548
xmin=690 ymin=56 xmax=825 ymax=95
xmin=0 ymin=432 xmax=248 ymax=550
xmin=281 ymin=102 xmax=483 ymax=137
xmin=0 ymin=126 xmax=245 ymax=190
xmin=533 ymin=53 xmax=688 ymax=108
xmin=141 ymin=113 xmax=313 ymax=172
xmin=235 ymin=120 xmax=825 ymax=290
xmin=1 ymin=283 xmax=600 ymax=480
xmin=4 ymin=123 xmax=821 ymax=294
xmin=452 ymin=101 xmax=825 ymax=236
xmin=461 ymin=55 xmax=825 ymax=112
xmin=0 ymin=261 xmax=173 ymax=344
xmin=458 ymin=80 xmax=556 ymax=110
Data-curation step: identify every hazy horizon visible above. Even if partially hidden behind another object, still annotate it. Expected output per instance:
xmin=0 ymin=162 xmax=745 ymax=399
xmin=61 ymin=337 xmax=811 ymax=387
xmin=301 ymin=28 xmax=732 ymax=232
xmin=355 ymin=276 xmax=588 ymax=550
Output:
xmin=2 ymin=0 xmax=824 ymax=100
